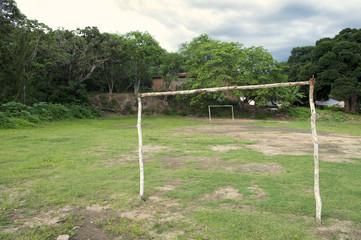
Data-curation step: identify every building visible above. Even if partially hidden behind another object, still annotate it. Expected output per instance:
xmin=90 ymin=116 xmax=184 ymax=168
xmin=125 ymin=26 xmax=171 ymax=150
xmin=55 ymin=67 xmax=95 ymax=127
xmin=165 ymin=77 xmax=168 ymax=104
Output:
xmin=152 ymin=73 xmax=190 ymax=91
xmin=315 ymin=98 xmax=345 ymax=108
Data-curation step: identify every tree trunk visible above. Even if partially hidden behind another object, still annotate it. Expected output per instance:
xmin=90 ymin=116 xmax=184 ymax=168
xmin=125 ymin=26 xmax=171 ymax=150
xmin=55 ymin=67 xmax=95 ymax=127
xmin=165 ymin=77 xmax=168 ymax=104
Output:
xmin=309 ymin=77 xmax=322 ymax=224
xmin=107 ymin=76 xmax=114 ymax=94
xmin=23 ymin=77 xmax=26 ymax=104
xmin=79 ymin=64 xmax=97 ymax=83
xmin=134 ymin=78 xmax=141 ymax=95
xmin=350 ymin=93 xmax=357 ymax=113
xmin=22 ymin=65 xmax=26 ymax=104
xmin=345 ymin=93 xmax=357 ymax=113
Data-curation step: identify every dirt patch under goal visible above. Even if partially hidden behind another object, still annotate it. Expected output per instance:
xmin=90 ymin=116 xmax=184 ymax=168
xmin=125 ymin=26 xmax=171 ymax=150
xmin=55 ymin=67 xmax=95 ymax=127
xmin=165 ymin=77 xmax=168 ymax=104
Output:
xmin=248 ymin=184 xmax=267 ymax=200
xmin=196 ymin=160 xmax=285 ymax=174
xmin=317 ymin=218 xmax=361 ymax=240
xmin=172 ymin=120 xmax=361 ymax=163
xmin=200 ymin=186 xmax=244 ymax=201
xmin=158 ymin=154 xmax=285 ymax=174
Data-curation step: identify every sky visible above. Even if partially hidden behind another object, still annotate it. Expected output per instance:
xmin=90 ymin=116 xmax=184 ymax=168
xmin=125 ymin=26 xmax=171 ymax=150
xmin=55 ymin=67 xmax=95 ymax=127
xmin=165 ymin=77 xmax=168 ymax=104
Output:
xmin=15 ymin=0 xmax=361 ymax=61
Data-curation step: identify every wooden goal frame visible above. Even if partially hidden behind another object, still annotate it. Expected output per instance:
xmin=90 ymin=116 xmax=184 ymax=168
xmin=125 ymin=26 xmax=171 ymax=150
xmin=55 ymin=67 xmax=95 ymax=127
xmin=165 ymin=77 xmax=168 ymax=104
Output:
xmin=136 ymin=77 xmax=322 ymax=224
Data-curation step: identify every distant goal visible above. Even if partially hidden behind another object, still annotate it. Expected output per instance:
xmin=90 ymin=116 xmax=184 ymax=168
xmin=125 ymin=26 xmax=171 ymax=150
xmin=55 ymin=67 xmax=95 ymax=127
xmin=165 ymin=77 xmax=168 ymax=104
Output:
xmin=208 ymin=105 xmax=234 ymax=122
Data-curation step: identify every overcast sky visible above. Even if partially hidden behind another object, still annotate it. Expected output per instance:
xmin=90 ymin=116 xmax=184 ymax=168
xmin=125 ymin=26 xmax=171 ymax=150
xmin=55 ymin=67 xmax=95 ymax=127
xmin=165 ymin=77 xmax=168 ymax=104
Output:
xmin=15 ymin=0 xmax=361 ymax=61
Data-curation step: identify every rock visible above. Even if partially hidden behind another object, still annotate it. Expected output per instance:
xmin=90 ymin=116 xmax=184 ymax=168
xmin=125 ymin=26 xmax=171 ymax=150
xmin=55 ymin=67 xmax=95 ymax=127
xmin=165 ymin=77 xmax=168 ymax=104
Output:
xmin=57 ymin=234 xmax=69 ymax=240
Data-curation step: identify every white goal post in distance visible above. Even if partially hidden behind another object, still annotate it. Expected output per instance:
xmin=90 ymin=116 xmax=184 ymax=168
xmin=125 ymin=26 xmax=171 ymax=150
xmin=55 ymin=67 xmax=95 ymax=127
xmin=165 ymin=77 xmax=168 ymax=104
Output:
xmin=208 ymin=105 xmax=234 ymax=122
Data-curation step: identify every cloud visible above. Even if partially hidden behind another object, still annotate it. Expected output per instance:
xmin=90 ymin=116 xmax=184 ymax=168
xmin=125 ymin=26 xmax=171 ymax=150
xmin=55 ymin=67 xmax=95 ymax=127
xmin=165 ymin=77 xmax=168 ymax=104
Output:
xmin=16 ymin=0 xmax=361 ymax=61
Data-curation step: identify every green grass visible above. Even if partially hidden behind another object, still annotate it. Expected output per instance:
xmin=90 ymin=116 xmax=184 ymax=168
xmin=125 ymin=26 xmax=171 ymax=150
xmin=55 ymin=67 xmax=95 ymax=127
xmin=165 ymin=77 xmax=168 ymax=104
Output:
xmin=1 ymin=116 xmax=360 ymax=239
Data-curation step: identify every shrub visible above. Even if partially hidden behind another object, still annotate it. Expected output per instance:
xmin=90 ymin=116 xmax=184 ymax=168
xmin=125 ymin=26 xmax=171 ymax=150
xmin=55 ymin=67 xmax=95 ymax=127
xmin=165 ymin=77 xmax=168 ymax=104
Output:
xmin=0 ymin=112 xmax=16 ymax=129
xmin=280 ymin=107 xmax=310 ymax=120
xmin=68 ymin=105 xmax=101 ymax=119
xmin=255 ymin=113 xmax=269 ymax=120
xmin=11 ymin=118 xmax=35 ymax=128
xmin=46 ymin=104 xmax=73 ymax=120
xmin=0 ymin=102 xmax=32 ymax=119
xmin=32 ymin=102 xmax=53 ymax=121
xmin=0 ymin=102 xmax=102 ymax=129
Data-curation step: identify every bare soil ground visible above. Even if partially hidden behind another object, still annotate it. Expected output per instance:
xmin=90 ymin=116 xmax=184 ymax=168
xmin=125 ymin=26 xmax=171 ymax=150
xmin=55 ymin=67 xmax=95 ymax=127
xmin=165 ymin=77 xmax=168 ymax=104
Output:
xmin=172 ymin=119 xmax=361 ymax=163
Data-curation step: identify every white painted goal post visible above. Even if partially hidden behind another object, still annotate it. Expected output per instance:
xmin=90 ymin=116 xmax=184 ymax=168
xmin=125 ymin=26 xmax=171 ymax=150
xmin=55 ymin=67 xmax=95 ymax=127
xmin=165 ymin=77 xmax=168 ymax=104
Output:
xmin=208 ymin=105 xmax=234 ymax=122
xmin=135 ymin=78 xmax=322 ymax=224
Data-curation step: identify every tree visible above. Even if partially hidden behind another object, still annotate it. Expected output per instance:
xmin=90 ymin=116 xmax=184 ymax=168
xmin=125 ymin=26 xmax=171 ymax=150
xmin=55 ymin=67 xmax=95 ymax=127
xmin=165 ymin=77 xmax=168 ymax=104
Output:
xmin=288 ymin=28 xmax=361 ymax=112
xmin=0 ymin=0 xmax=22 ymax=34
xmin=287 ymin=46 xmax=314 ymax=82
xmin=52 ymin=27 xmax=109 ymax=86
xmin=0 ymin=0 xmax=23 ymax=102
xmin=179 ymin=34 xmax=291 ymax=106
xmin=123 ymin=31 xmax=164 ymax=94
xmin=157 ymin=52 xmax=186 ymax=90
xmin=4 ymin=18 xmax=49 ymax=103
xmin=100 ymin=33 xmax=127 ymax=94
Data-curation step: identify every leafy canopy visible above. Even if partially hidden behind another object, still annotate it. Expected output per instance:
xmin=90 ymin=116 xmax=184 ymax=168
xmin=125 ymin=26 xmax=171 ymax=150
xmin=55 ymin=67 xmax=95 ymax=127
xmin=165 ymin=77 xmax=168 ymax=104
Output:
xmin=288 ymin=28 xmax=361 ymax=112
xmin=179 ymin=34 xmax=293 ymax=106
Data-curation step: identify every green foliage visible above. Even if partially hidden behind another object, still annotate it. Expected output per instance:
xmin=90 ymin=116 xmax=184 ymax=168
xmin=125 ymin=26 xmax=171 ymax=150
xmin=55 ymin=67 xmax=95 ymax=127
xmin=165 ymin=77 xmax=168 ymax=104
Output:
xmin=179 ymin=34 xmax=292 ymax=107
xmin=0 ymin=101 xmax=101 ymax=129
xmin=281 ymin=107 xmax=311 ymax=120
xmin=0 ymin=112 xmax=16 ymax=129
xmin=288 ymin=28 xmax=361 ymax=112
xmin=123 ymin=31 xmax=165 ymax=94
xmin=254 ymin=113 xmax=269 ymax=120
xmin=281 ymin=106 xmax=358 ymax=122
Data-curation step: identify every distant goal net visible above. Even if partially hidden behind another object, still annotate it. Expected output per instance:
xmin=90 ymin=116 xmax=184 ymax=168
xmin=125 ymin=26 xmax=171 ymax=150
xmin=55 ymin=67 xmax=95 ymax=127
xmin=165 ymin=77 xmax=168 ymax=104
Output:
xmin=208 ymin=105 xmax=234 ymax=122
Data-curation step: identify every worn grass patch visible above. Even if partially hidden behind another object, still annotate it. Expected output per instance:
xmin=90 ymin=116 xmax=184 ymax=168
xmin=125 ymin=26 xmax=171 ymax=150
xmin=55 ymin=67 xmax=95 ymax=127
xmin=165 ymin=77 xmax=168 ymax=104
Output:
xmin=1 ymin=116 xmax=360 ymax=239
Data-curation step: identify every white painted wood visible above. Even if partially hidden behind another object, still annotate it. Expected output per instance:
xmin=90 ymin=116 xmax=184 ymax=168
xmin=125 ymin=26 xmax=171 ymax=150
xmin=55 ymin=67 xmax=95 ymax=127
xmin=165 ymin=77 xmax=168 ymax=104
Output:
xmin=208 ymin=105 xmax=234 ymax=122
xmin=140 ymin=81 xmax=310 ymax=98
xmin=137 ymin=95 xmax=145 ymax=200
xmin=137 ymin=79 xmax=322 ymax=223
xmin=309 ymin=77 xmax=322 ymax=224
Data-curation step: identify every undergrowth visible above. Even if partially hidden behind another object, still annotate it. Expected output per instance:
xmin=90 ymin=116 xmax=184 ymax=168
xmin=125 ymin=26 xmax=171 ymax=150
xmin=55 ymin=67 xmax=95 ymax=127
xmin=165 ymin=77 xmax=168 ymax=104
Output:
xmin=281 ymin=107 xmax=360 ymax=122
xmin=0 ymin=102 xmax=102 ymax=129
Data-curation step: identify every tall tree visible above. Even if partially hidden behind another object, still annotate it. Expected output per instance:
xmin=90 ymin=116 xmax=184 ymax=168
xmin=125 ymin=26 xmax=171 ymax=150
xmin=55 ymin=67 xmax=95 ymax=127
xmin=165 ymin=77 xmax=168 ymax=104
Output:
xmin=0 ymin=0 xmax=22 ymax=34
xmin=287 ymin=46 xmax=314 ymax=82
xmin=293 ymin=28 xmax=361 ymax=112
xmin=158 ymin=52 xmax=186 ymax=90
xmin=100 ymin=33 xmax=126 ymax=94
xmin=0 ymin=0 xmax=23 ymax=102
xmin=50 ymin=27 xmax=109 ymax=86
xmin=4 ymin=18 xmax=49 ymax=103
xmin=123 ymin=31 xmax=164 ymax=94
xmin=179 ymin=34 xmax=291 ymax=106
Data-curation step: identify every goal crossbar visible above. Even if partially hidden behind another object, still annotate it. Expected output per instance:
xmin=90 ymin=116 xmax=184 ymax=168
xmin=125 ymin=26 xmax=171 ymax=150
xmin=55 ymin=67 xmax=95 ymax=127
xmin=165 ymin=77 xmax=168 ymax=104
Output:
xmin=135 ymin=78 xmax=322 ymax=224
xmin=140 ymin=81 xmax=310 ymax=98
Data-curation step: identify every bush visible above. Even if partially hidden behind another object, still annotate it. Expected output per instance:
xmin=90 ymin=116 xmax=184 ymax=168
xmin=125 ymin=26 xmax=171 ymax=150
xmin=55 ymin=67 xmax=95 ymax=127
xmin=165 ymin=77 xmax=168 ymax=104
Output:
xmin=280 ymin=107 xmax=310 ymax=120
xmin=46 ymin=104 xmax=73 ymax=120
xmin=0 ymin=112 xmax=16 ymax=129
xmin=254 ymin=113 xmax=269 ymax=120
xmin=11 ymin=117 xmax=35 ymax=128
xmin=0 ymin=102 xmax=41 ymax=123
xmin=68 ymin=105 xmax=101 ymax=119
xmin=32 ymin=102 xmax=53 ymax=121
xmin=0 ymin=102 xmax=102 ymax=129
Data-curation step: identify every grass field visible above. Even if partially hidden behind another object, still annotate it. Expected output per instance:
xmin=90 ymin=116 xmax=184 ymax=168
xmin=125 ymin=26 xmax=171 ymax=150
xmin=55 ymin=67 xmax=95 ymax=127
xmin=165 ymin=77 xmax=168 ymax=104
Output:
xmin=0 ymin=116 xmax=361 ymax=239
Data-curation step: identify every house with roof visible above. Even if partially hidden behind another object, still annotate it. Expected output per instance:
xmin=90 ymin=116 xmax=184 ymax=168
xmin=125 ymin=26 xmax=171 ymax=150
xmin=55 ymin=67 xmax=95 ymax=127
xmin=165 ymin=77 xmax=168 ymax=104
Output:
xmin=315 ymin=98 xmax=345 ymax=108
